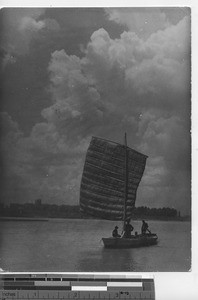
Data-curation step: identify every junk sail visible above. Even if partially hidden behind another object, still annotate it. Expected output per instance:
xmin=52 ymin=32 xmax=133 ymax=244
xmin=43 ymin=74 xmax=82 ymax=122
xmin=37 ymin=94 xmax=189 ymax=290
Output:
xmin=80 ymin=136 xmax=147 ymax=221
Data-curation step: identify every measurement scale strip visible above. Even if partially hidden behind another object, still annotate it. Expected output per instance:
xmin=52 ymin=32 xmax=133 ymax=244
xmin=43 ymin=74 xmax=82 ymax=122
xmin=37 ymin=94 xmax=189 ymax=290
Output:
xmin=107 ymin=282 xmax=142 ymax=287
xmin=0 ymin=275 xmax=155 ymax=299
xmin=72 ymin=286 xmax=108 ymax=291
xmin=1 ymin=282 xmax=151 ymax=291
xmin=1 ymin=278 xmax=153 ymax=283
xmin=1 ymin=274 xmax=148 ymax=280
xmin=1 ymin=281 xmax=143 ymax=285
xmin=1 ymin=282 xmax=144 ymax=290
xmin=0 ymin=290 xmax=155 ymax=299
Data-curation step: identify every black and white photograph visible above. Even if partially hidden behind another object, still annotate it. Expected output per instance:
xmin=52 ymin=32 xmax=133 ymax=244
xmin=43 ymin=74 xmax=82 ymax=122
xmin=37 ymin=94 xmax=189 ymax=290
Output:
xmin=0 ymin=7 xmax=191 ymax=273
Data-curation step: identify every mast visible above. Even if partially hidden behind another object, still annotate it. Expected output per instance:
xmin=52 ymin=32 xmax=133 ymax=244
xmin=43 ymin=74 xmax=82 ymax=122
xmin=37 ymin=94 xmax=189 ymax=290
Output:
xmin=123 ymin=132 xmax=128 ymax=231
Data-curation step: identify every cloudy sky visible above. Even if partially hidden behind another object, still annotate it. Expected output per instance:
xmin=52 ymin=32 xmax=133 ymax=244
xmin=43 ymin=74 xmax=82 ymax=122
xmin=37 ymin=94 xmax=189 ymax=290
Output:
xmin=0 ymin=7 xmax=191 ymax=214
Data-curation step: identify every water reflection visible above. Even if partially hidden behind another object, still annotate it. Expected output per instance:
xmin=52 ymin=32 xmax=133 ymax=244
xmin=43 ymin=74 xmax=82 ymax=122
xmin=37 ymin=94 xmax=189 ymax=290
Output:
xmin=0 ymin=219 xmax=191 ymax=272
xmin=77 ymin=247 xmax=138 ymax=272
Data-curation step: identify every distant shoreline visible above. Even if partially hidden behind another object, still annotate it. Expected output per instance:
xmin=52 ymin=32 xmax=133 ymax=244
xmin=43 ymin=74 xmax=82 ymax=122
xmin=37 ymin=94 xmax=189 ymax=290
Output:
xmin=2 ymin=204 xmax=188 ymax=222
xmin=0 ymin=216 xmax=190 ymax=222
xmin=0 ymin=217 xmax=49 ymax=222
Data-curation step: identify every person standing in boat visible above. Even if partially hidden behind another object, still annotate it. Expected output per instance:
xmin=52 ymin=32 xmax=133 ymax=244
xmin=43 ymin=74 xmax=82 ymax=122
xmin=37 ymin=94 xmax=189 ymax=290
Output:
xmin=141 ymin=220 xmax=151 ymax=235
xmin=112 ymin=226 xmax=121 ymax=238
xmin=123 ymin=220 xmax=134 ymax=238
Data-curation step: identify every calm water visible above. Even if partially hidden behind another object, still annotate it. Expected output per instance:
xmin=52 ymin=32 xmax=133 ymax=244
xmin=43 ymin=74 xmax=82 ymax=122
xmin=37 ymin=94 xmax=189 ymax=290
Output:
xmin=0 ymin=219 xmax=191 ymax=272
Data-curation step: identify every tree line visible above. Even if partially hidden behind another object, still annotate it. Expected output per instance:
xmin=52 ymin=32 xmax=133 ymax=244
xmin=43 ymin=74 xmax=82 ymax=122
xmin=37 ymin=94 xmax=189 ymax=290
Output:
xmin=0 ymin=202 xmax=180 ymax=220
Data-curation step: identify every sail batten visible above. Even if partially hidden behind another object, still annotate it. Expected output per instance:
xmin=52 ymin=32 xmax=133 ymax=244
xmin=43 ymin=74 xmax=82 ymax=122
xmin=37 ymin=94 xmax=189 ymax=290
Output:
xmin=81 ymin=182 xmax=137 ymax=198
xmin=80 ymin=136 xmax=147 ymax=221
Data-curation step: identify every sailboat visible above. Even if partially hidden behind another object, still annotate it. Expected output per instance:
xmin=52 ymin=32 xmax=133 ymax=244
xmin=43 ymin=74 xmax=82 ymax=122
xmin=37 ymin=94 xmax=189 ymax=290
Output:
xmin=80 ymin=133 xmax=158 ymax=248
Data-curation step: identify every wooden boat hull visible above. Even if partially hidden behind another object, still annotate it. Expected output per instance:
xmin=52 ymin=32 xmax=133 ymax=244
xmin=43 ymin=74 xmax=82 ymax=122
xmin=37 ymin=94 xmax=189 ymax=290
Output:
xmin=102 ymin=234 xmax=158 ymax=248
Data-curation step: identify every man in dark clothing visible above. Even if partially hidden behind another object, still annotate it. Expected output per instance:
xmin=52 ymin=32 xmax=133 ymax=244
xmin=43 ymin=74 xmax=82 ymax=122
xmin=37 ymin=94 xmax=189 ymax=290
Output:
xmin=141 ymin=220 xmax=151 ymax=235
xmin=112 ymin=226 xmax=121 ymax=238
xmin=123 ymin=220 xmax=134 ymax=238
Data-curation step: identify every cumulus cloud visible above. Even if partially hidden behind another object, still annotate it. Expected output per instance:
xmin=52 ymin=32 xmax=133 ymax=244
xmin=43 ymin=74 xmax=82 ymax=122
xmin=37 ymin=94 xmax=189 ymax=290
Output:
xmin=105 ymin=8 xmax=169 ymax=39
xmin=0 ymin=111 xmax=89 ymax=205
xmin=1 ymin=53 xmax=16 ymax=68
xmin=0 ymin=10 xmax=191 ymax=213
xmin=18 ymin=16 xmax=46 ymax=32
xmin=0 ymin=8 xmax=60 ymax=59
